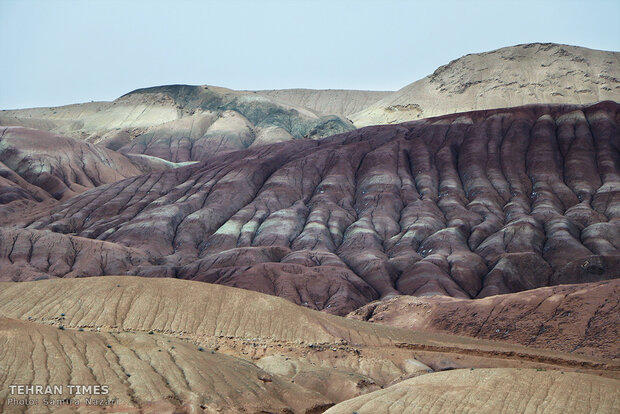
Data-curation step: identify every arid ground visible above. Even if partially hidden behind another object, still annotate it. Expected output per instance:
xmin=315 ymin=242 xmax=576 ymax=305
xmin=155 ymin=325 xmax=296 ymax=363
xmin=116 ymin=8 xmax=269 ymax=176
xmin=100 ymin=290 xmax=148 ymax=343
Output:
xmin=0 ymin=43 xmax=618 ymax=413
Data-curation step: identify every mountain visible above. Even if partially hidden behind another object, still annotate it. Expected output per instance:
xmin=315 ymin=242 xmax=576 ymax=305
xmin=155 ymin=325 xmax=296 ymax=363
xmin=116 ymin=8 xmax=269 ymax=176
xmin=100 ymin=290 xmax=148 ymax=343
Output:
xmin=351 ymin=43 xmax=620 ymax=127
xmin=2 ymin=102 xmax=618 ymax=317
xmin=0 ymin=42 xmax=619 ymax=413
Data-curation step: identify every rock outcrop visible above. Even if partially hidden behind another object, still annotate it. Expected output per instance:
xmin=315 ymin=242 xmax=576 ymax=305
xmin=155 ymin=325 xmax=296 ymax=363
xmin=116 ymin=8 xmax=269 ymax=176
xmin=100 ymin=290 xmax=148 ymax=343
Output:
xmin=351 ymin=43 xmax=620 ymax=126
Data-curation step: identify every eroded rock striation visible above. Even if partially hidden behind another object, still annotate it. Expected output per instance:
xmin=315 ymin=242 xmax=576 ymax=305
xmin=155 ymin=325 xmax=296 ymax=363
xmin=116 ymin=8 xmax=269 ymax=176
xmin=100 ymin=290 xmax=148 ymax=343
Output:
xmin=2 ymin=277 xmax=616 ymax=412
xmin=1 ymin=102 xmax=618 ymax=316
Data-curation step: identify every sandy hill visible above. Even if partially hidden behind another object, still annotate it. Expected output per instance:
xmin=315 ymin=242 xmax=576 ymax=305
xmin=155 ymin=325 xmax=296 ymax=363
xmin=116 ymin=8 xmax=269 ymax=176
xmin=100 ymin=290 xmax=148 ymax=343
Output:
xmin=0 ymin=317 xmax=331 ymax=413
xmin=325 ymin=368 xmax=620 ymax=414
xmin=348 ymin=280 xmax=620 ymax=359
xmin=0 ymin=276 xmax=617 ymax=412
xmin=256 ymin=89 xmax=392 ymax=117
xmin=351 ymin=43 xmax=620 ymax=126
xmin=0 ymin=85 xmax=356 ymax=162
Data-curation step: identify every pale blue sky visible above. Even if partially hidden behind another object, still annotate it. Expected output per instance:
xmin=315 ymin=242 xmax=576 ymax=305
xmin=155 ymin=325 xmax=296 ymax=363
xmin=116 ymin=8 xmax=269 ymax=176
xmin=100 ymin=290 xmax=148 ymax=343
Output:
xmin=1 ymin=0 xmax=619 ymax=109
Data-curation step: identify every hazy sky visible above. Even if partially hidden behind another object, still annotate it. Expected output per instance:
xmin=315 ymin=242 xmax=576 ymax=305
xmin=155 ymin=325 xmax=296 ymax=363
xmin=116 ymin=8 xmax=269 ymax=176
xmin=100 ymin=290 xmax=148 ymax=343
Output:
xmin=1 ymin=0 xmax=619 ymax=109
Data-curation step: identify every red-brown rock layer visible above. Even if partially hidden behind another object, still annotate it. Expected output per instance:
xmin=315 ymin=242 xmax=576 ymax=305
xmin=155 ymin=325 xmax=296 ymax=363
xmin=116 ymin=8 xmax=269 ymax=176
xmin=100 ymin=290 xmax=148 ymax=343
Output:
xmin=0 ymin=126 xmax=146 ymax=203
xmin=348 ymin=280 xmax=620 ymax=359
xmin=2 ymin=102 xmax=618 ymax=315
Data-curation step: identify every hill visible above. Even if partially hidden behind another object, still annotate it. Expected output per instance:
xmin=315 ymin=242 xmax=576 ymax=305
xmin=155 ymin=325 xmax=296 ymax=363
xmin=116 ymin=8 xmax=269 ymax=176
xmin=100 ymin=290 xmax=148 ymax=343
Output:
xmin=348 ymin=280 xmax=620 ymax=359
xmin=0 ymin=85 xmax=355 ymax=162
xmin=256 ymin=89 xmax=391 ymax=117
xmin=0 ymin=102 xmax=615 ymax=316
xmin=0 ymin=276 xmax=617 ymax=412
xmin=351 ymin=43 xmax=620 ymax=126
xmin=325 ymin=368 xmax=620 ymax=414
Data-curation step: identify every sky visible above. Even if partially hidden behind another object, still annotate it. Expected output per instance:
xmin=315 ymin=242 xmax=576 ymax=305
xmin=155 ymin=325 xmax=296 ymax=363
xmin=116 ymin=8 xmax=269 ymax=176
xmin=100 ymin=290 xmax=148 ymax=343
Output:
xmin=1 ymin=0 xmax=619 ymax=109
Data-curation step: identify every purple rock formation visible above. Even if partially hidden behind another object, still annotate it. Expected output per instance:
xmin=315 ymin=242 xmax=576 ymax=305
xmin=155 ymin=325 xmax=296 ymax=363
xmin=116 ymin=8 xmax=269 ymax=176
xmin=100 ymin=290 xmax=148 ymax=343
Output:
xmin=2 ymin=102 xmax=618 ymax=315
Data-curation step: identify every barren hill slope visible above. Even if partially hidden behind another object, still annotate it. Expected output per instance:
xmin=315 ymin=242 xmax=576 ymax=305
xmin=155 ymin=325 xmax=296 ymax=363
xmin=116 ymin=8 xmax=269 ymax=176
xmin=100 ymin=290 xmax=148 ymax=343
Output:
xmin=352 ymin=43 xmax=620 ymax=126
xmin=0 ymin=126 xmax=194 ymax=227
xmin=0 ymin=318 xmax=331 ymax=414
xmin=1 ymin=276 xmax=615 ymax=374
xmin=325 ymin=368 xmax=620 ymax=414
xmin=349 ymin=280 xmax=620 ymax=359
xmin=0 ymin=85 xmax=355 ymax=161
xmin=0 ymin=277 xmax=617 ymax=412
xmin=1 ymin=102 xmax=616 ymax=315
xmin=256 ymin=89 xmax=391 ymax=117
xmin=0 ymin=126 xmax=188 ymax=203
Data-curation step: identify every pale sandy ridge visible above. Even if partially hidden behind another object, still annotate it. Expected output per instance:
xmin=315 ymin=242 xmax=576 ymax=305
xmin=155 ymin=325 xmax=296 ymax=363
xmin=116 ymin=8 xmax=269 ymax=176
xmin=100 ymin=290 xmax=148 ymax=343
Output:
xmin=255 ymin=89 xmax=392 ymax=116
xmin=324 ymin=368 xmax=620 ymax=414
xmin=0 ymin=318 xmax=330 ymax=414
xmin=351 ymin=43 xmax=620 ymax=126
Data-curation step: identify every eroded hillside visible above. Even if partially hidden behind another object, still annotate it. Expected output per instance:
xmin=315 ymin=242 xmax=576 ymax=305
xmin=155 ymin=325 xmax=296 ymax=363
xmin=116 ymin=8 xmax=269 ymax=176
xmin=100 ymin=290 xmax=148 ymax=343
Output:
xmin=0 ymin=102 xmax=618 ymax=318
xmin=0 ymin=277 xmax=617 ymax=413
xmin=0 ymin=85 xmax=355 ymax=161
xmin=348 ymin=280 xmax=620 ymax=359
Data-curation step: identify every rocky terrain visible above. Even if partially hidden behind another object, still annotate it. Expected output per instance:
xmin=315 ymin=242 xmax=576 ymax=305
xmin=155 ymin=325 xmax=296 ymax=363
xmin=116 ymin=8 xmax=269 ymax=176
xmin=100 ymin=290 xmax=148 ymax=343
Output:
xmin=348 ymin=280 xmax=620 ymax=359
xmin=0 ymin=42 xmax=618 ymax=413
xmin=0 ymin=276 xmax=617 ymax=413
xmin=1 ymin=102 xmax=617 ymax=316
xmin=351 ymin=43 xmax=620 ymax=126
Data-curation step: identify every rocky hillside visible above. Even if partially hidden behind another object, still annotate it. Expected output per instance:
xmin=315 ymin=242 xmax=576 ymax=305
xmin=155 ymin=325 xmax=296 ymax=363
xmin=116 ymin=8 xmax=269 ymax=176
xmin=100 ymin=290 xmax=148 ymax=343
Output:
xmin=348 ymin=280 xmax=620 ymax=359
xmin=351 ymin=43 xmax=620 ymax=126
xmin=1 ymin=102 xmax=618 ymax=317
